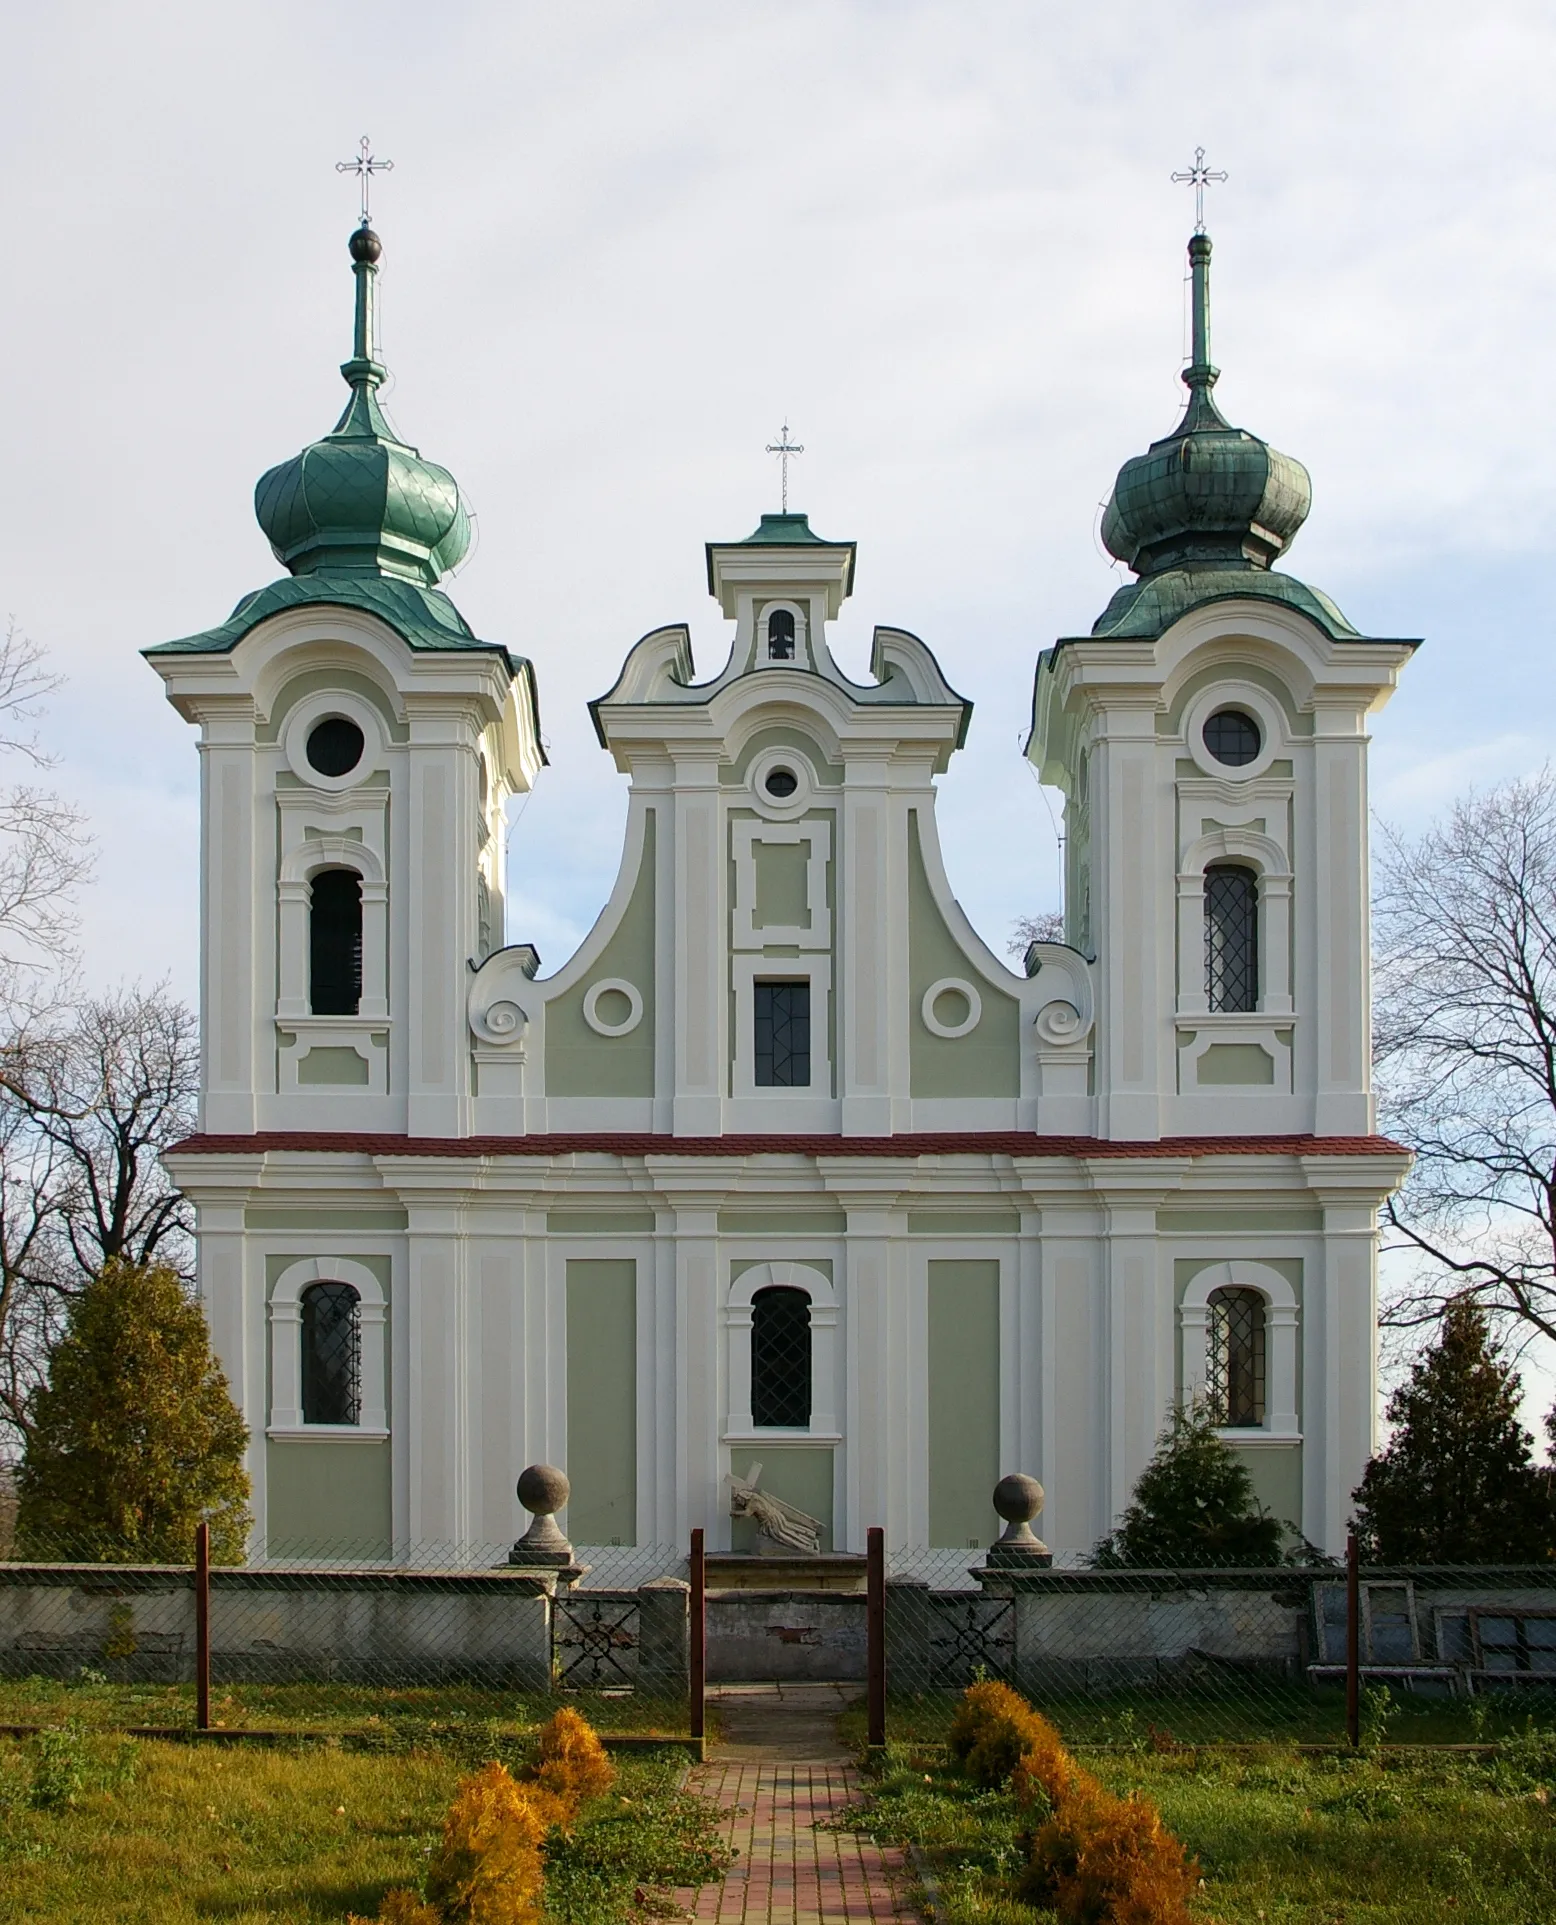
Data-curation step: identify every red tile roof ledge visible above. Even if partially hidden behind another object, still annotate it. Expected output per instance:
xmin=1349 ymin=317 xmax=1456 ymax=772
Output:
xmin=166 ymin=1130 xmax=1410 ymax=1160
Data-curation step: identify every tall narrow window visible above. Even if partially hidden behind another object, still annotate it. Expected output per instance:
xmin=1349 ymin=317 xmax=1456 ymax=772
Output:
xmin=1204 ymin=864 xmax=1258 ymax=1012
xmin=766 ymin=608 xmax=796 ymax=661
xmin=1207 ymin=1286 xmax=1266 ymax=1427
xmin=301 ymin=1281 xmax=362 ymax=1425
xmin=310 ymin=868 xmax=363 ymax=1015
xmin=754 ymin=981 xmax=810 ymax=1087
xmin=751 ymin=1286 xmax=812 ymax=1426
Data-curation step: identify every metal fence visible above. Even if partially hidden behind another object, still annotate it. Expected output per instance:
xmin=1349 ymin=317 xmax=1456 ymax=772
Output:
xmin=875 ymin=1542 xmax=1556 ymax=1746
xmin=0 ymin=1529 xmax=697 ymax=1740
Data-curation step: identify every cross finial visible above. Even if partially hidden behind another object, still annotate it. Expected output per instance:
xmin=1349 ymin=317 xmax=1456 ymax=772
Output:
xmin=765 ymin=420 xmax=804 ymax=515
xmin=1170 ymin=146 xmax=1227 ymax=233
xmin=337 ymin=135 xmax=394 ymax=229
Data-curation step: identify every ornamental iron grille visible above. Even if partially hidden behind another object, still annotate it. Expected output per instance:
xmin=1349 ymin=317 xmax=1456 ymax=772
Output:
xmin=1207 ymin=1285 xmax=1266 ymax=1427
xmin=927 ymin=1594 xmax=1016 ymax=1685
xmin=301 ymin=1281 xmax=362 ymax=1425
xmin=310 ymin=868 xmax=364 ymax=1015
xmin=754 ymin=980 xmax=810 ymax=1086
xmin=552 ymin=1592 xmax=639 ymax=1688
xmin=1204 ymin=863 xmax=1258 ymax=1012
xmin=751 ymin=1286 xmax=812 ymax=1427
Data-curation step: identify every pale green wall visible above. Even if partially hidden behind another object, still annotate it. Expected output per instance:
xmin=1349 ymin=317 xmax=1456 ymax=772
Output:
xmin=257 ymin=666 xmax=408 ymax=742
xmin=547 ymin=1209 xmax=657 ymax=1234
xmin=719 ymin=1210 xmax=847 ymax=1235
xmin=1163 ymin=661 xmax=1311 ymax=738
xmin=566 ymin=1260 xmax=637 ymax=1545
xmin=719 ymin=724 xmax=844 ymax=788
xmin=1158 ymin=1208 xmax=1320 ymax=1234
xmin=928 ymin=1260 xmax=1000 ymax=1548
xmin=728 ymin=1446 xmax=835 ymax=1552
xmin=297 ymin=1046 xmax=370 ymax=1085
xmin=547 ymin=814 xmax=656 ymax=1097
xmin=907 ymin=1210 xmax=1020 ymax=1235
xmin=267 ymin=1439 xmax=391 ymax=1556
xmin=246 ymin=1208 xmax=408 ymax=1230
xmin=754 ymin=840 xmax=811 ymax=929
xmin=908 ymin=815 xmax=1019 ymax=1098
xmin=1196 ymin=1043 xmax=1275 ymax=1085
xmin=1231 ymin=1444 xmax=1303 ymax=1532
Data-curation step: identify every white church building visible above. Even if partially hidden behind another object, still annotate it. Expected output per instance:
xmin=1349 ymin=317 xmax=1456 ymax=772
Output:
xmin=151 ymin=215 xmax=1414 ymax=1563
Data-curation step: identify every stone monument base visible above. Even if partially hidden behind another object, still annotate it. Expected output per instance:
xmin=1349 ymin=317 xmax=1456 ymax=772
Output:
xmin=704 ymin=1552 xmax=869 ymax=1593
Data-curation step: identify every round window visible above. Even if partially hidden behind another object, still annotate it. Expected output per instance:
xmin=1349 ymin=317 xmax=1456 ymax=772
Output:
xmin=764 ymin=767 xmax=799 ymax=799
xmin=306 ymin=717 xmax=365 ymax=778
xmin=1203 ymin=708 xmax=1262 ymax=767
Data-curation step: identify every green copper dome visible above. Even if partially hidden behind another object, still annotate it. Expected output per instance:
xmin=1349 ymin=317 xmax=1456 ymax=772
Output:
xmin=254 ymin=227 xmax=471 ymax=586
xmin=1099 ymin=233 xmax=1312 ymax=580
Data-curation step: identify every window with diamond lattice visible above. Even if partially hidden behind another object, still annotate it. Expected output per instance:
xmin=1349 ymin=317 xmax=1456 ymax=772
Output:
xmin=755 ymin=981 xmax=810 ymax=1087
xmin=751 ymin=1286 xmax=812 ymax=1427
xmin=301 ymin=1281 xmax=362 ymax=1425
xmin=1206 ymin=1286 xmax=1266 ymax=1427
xmin=1204 ymin=864 xmax=1258 ymax=1012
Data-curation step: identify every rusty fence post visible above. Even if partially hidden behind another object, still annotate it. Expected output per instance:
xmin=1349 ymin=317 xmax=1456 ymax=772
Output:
xmin=1345 ymin=1529 xmax=1360 ymax=1748
xmin=866 ymin=1526 xmax=886 ymax=1752
xmin=195 ymin=1520 xmax=211 ymax=1733
xmin=689 ymin=1527 xmax=706 ymax=1755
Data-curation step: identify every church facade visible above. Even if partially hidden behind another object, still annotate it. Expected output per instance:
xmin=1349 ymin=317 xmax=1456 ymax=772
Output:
xmin=151 ymin=218 xmax=1414 ymax=1563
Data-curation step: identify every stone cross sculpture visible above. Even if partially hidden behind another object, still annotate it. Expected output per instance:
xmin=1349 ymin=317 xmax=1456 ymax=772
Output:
xmin=728 ymin=1462 xmax=824 ymax=1556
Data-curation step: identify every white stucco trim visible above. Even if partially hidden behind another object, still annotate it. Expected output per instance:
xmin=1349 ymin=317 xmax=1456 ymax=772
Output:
xmin=1180 ymin=681 xmax=1289 ymax=783
xmin=731 ymin=954 xmax=833 ymax=1099
xmin=722 ymin=1259 xmax=840 ymax=1440
xmin=732 ymin=817 xmax=831 ymax=948
xmin=280 ymin=687 xmax=391 ymax=792
xmin=1179 ymin=1259 xmax=1300 ymax=1440
xmin=582 ymin=978 xmax=645 ymax=1037
xmin=921 ymin=977 xmax=983 ymax=1039
xmin=1176 ymin=827 xmax=1294 ymax=1023
xmin=268 ymin=1256 xmax=388 ymax=1436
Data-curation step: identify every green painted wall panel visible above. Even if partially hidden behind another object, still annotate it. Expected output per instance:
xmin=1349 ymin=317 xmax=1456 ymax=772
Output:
xmin=719 ymin=1210 xmax=847 ymax=1235
xmin=728 ymin=1447 xmax=835 ymax=1552
xmin=753 ymin=840 xmax=811 ymax=929
xmin=907 ymin=1210 xmax=1021 ymax=1236
xmin=246 ymin=1208 xmax=409 ymax=1231
xmin=258 ymin=666 xmax=408 ymax=743
xmin=1158 ymin=1209 xmax=1320 ymax=1234
xmin=908 ymin=816 xmax=1019 ymax=1098
xmin=547 ymin=1209 xmax=657 ymax=1234
xmin=547 ymin=814 xmax=656 ymax=1098
xmin=1196 ymin=1043 xmax=1275 ymax=1086
xmin=566 ymin=1260 xmax=637 ymax=1545
xmin=267 ymin=1439 xmax=391 ymax=1556
xmin=297 ymin=1047 xmax=370 ymax=1085
xmin=1231 ymin=1444 xmax=1303 ymax=1532
xmin=928 ymin=1260 xmax=1000 ymax=1548
xmin=719 ymin=724 xmax=844 ymax=789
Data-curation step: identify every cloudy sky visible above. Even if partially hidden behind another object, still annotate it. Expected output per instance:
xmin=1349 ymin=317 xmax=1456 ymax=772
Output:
xmin=3 ymin=0 xmax=1553 ymax=991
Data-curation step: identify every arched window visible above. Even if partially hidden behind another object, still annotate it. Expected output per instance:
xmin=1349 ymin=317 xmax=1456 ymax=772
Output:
xmin=310 ymin=868 xmax=363 ymax=1015
xmin=1204 ymin=864 xmax=1258 ymax=1012
xmin=766 ymin=608 xmax=796 ymax=661
xmin=300 ymin=1281 xmax=362 ymax=1425
xmin=751 ymin=1286 xmax=812 ymax=1426
xmin=1207 ymin=1286 xmax=1266 ymax=1428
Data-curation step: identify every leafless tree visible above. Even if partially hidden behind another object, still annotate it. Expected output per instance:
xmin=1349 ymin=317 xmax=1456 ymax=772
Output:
xmin=1374 ymin=768 xmax=1556 ymax=1348
xmin=1009 ymin=910 xmax=1066 ymax=957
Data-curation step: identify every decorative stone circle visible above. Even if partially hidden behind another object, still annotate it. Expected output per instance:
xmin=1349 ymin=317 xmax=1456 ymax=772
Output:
xmin=582 ymin=977 xmax=644 ymax=1037
xmin=510 ymin=1462 xmax=574 ymax=1565
xmin=921 ymin=976 xmax=982 ymax=1039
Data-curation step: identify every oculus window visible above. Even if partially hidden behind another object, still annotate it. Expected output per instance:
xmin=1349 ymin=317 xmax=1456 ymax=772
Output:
xmin=1206 ymin=1285 xmax=1266 ymax=1427
xmin=310 ymin=868 xmax=363 ymax=1015
xmin=305 ymin=716 xmax=365 ymax=778
xmin=300 ymin=1281 xmax=362 ymax=1425
xmin=754 ymin=980 xmax=810 ymax=1087
xmin=1204 ymin=864 xmax=1258 ymax=1012
xmin=751 ymin=1285 xmax=812 ymax=1426
xmin=1203 ymin=708 xmax=1261 ymax=767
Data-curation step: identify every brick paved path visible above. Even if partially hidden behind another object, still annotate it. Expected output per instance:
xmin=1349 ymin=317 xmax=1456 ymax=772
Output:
xmin=674 ymin=1761 xmax=917 ymax=1924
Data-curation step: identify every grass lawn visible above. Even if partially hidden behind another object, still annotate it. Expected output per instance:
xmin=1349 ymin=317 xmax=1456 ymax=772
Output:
xmin=0 ymin=1675 xmax=695 ymax=1739
xmin=0 ymin=1728 xmax=730 ymax=1923
xmin=841 ymin=1732 xmax=1556 ymax=1924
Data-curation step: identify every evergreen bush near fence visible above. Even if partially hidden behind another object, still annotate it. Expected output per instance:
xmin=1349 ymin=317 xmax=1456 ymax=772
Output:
xmin=948 ymin=1679 xmax=1200 ymax=1924
xmin=354 ymin=1706 xmax=617 ymax=1925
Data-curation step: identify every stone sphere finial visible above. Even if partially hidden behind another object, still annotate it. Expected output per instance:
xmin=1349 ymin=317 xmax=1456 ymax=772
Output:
xmin=988 ymin=1472 xmax=1051 ymax=1565
xmin=509 ymin=1463 xmax=574 ymax=1566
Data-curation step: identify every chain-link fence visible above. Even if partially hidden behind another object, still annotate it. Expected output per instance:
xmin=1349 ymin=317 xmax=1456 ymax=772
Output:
xmin=0 ymin=1532 xmax=696 ymax=1741
xmin=878 ymin=1548 xmax=1556 ymax=1746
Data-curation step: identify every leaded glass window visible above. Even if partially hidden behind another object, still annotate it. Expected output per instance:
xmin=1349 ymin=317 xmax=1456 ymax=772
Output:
xmin=755 ymin=981 xmax=810 ymax=1087
xmin=310 ymin=868 xmax=363 ymax=1016
xmin=1207 ymin=1286 xmax=1266 ymax=1427
xmin=1204 ymin=864 xmax=1258 ymax=1012
xmin=301 ymin=1281 xmax=362 ymax=1425
xmin=1203 ymin=708 xmax=1262 ymax=767
xmin=766 ymin=608 xmax=796 ymax=660
xmin=751 ymin=1286 xmax=812 ymax=1427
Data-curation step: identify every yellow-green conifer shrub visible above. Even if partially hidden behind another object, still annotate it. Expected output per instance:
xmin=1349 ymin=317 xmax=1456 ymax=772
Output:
xmin=529 ymin=1705 xmax=616 ymax=1805
xmin=423 ymin=1762 xmax=567 ymax=1925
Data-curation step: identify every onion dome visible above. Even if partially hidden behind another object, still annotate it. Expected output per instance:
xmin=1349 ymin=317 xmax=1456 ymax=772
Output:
xmin=254 ymin=225 xmax=471 ymax=584
xmin=1100 ymin=232 xmax=1311 ymax=579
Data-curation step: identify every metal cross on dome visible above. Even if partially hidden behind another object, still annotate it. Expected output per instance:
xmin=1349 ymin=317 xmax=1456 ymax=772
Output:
xmin=1171 ymin=146 xmax=1228 ymax=233
xmin=337 ymin=135 xmax=394 ymax=229
xmin=766 ymin=421 xmax=804 ymax=514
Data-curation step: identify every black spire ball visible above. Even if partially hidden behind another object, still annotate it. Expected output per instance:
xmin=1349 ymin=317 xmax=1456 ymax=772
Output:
xmin=349 ymin=225 xmax=382 ymax=264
